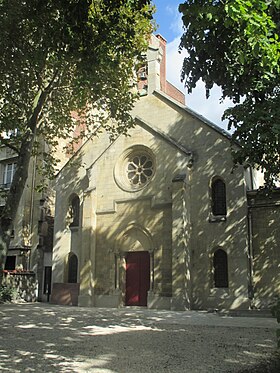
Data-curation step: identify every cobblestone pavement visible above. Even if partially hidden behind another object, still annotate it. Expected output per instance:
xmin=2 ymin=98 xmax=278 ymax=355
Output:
xmin=0 ymin=303 xmax=279 ymax=372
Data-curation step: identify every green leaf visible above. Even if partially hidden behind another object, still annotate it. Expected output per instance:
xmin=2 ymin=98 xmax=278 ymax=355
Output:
xmin=179 ymin=0 xmax=280 ymax=186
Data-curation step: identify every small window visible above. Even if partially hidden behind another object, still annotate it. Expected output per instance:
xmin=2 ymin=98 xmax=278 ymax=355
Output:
xmin=68 ymin=253 xmax=78 ymax=283
xmin=5 ymin=255 xmax=16 ymax=270
xmin=213 ymin=249 xmax=228 ymax=288
xmin=3 ymin=162 xmax=16 ymax=188
xmin=69 ymin=195 xmax=80 ymax=227
xmin=3 ymin=129 xmax=19 ymax=139
xmin=211 ymin=178 xmax=227 ymax=216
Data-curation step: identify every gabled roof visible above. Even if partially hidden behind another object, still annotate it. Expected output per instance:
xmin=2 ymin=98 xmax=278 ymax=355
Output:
xmin=135 ymin=116 xmax=192 ymax=157
xmin=57 ymin=88 xmax=233 ymax=178
xmin=153 ymin=90 xmax=232 ymax=141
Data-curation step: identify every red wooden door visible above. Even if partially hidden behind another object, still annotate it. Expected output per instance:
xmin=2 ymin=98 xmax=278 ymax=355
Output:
xmin=126 ymin=251 xmax=150 ymax=306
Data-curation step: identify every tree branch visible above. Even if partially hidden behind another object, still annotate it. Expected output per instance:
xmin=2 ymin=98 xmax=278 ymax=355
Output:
xmin=27 ymin=69 xmax=60 ymax=134
xmin=0 ymin=136 xmax=20 ymax=154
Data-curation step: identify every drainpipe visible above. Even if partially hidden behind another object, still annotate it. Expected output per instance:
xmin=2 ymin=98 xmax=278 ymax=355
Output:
xmin=28 ymin=153 xmax=37 ymax=271
xmin=246 ymin=165 xmax=254 ymax=304
xmin=247 ymin=206 xmax=254 ymax=303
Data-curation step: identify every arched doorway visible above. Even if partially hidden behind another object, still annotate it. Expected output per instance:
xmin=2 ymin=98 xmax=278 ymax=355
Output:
xmin=115 ymin=224 xmax=154 ymax=307
xmin=125 ymin=251 xmax=150 ymax=306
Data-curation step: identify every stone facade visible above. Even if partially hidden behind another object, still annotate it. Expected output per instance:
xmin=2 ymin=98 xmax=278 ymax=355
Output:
xmin=248 ymin=190 xmax=280 ymax=309
xmin=0 ymin=145 xmax=41 ymax=274
xmin=51 ymin=36 xmax=258 ymax=310
xmin=2 ymin=34 xmax=279 ymax=310
xmin=0 ymin=138 xmax=67 ymax=302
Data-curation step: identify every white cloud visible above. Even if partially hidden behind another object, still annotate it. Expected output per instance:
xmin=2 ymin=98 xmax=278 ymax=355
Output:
xmin=165 ymin=37 xmax=232 ymax=131
xmin=166 ymin=37 xmax=185 ymax=90
xmin=165 ymin=5 xmax=184 ymax=36
xmin=186 ymin=81 xmax=233 ymax=131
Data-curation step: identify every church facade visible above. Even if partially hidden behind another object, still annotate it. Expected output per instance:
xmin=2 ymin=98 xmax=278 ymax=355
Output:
xmin=50 ymin=35 xmax=280 ymax=311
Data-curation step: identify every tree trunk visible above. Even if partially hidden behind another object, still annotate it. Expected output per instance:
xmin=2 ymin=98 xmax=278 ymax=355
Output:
xmin=0 ymin=132 xmax=36 ymax=282
xmin=0 ymin=85 xmax=52 ymax=284
xmin=0 ymin=223 xmax=12 ymax=283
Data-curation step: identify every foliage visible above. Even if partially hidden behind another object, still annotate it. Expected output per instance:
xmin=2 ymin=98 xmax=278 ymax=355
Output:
xmin=0 ymin=0 xmax=154 ymax=160
xmin=179 ymin=0 xmax=280 ymax=186
xmin=0 ymin=0 xmax=154 ymax=272
xmin=0 ymin=284 xmax=17 ymax=303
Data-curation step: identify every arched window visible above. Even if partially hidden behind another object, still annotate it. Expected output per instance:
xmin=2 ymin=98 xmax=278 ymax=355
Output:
xmin=213 ymin=249 xmax=228 ymax=288
xmin=69 ymin=194 xmax=80 ymax=227
xmin=211 ymin=178 xmax=227 ymax=216
xmin=68 ymin=253 xmax=78 ymax=283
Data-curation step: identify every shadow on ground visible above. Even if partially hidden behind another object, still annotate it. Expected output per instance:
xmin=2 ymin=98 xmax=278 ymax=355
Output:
xmin=0 ymin=303 xmax=279 ymax=372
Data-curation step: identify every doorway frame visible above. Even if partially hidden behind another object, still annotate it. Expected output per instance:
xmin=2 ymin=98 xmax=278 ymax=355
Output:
xmin=114 ymin=223 xmax=155 ymax=307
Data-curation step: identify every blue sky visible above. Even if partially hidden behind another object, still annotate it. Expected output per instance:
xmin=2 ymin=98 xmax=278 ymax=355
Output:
xmin=152 ymin=1 xmax=232 ymax=131
xmin=152 ymin=0 xmax=182 ymax=42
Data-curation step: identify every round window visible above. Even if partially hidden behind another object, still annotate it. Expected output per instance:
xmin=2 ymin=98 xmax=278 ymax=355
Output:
xmin=126 ymin=154 xmax=154 ymax=187
xmin=114 ymin=146 xmax=155 ymax=191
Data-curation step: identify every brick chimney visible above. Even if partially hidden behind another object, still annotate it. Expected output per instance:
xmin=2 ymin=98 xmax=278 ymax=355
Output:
xmin=156 ymin=34 xmax=167 ymax=93
xmin=149 ymin=35 xmax=185 ymax=105
xmin=137 ymin=34 xmax=185 ymax=105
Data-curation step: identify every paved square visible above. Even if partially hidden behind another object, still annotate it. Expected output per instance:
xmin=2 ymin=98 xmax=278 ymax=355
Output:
xmin=0 ymin=303 xmax=279 ymax=372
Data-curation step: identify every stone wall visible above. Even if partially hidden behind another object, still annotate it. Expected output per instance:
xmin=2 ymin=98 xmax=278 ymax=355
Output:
xmin=248 ymin=189 xmax=280 ymax=308
xmin=51 ymin=283 xmax=80 ymax=306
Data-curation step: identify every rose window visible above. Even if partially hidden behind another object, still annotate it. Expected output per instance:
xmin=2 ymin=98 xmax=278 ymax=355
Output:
xmin=114 ymin=145 xmax=155 ymax=191
xmin=126 ymin=154 xmax=154 ymax=187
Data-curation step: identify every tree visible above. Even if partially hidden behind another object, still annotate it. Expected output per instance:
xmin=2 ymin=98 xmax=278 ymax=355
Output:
xmin=0 ymin=0 xmax=154 ymax=276
xmin=179 ymin=0 xmax=280 ymax=186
